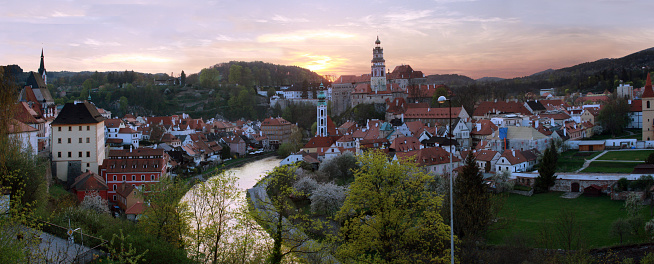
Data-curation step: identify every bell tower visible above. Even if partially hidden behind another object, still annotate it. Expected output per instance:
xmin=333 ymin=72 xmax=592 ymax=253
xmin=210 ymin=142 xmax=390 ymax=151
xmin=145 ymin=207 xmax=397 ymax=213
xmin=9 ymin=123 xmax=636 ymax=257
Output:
xmin=370 ymin=36 xmax=386 ymax=92
xmin=317 ymin=82 xmax=328 ymax=137
xmin=38 ymin=49 xmax=47 ymax=85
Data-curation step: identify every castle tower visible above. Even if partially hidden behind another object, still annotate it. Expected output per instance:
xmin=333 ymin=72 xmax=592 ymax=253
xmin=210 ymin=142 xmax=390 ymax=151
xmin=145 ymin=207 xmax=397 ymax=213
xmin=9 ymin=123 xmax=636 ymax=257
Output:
xmin=38 ymin=49 xmax=47 ymax=85
xmin=642 ymin=73 xmax=654 ymax=140
xmin=370 ymin=36 xmax=386 ymax=92
xmin=317 ymin=82 xmax=328 ymax=137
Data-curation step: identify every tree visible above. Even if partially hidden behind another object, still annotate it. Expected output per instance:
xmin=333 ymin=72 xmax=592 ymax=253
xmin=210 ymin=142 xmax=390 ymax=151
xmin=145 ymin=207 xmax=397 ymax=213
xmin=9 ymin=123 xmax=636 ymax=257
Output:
xmin=535 ymin=140 xmax=558 ymax=193
xmin=267 ymin=87 xmax=277 ymax=98
xmin=318 ymin=152 xmax=358 ymax=184
xmin=336 ymin=150 xmax=453 ymax=263
xmin=80 ymin=192 xmax=110 ymax=215
xmin=611 ymin=218 xmax=630 ymax=244
xmin=119 ymin=96 xmax=129 ymax=114
xmin=139 ymin=178 xmax=191 ymax=249
xmin=445 ymin=153 xmax=492 ymax=241
xmin=185 ymin=169 xmax=240 ymax=263
xmin=597 ymin=94 xmax=630 ymax=137
xmin=249 ymin=165 xmax=325 ymax=263
xmin=646 ymin=153 xmax=654 ymax=164
xmin=180 ymin=70 xmax=186 ymax=87
xmin=309 ymin=183 xmax=345 ymax=216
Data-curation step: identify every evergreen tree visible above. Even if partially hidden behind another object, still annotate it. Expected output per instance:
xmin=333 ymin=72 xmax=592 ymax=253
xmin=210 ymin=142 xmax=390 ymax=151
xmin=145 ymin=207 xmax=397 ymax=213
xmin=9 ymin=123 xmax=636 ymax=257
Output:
xmin=180 ymin=70 xmax=186 ymax=87
xmin=448 ymin=153 xmax=491 ymax=240
xmin=535 ymin=140 xmax=559 ymax=193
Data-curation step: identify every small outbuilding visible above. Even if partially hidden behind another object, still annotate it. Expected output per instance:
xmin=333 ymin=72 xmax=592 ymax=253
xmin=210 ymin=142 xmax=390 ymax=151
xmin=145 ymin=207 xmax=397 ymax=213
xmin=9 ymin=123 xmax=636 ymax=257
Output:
xmin=583 ymin=185 xmax=602 ymax=197
xmin=578 ymin=140 xmax=605 ymax=152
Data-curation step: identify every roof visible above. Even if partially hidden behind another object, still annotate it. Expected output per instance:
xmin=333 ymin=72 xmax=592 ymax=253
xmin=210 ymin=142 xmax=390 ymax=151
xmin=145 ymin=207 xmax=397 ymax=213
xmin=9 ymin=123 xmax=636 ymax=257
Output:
xmin=395 ymin=147 xmax=461 ymax=167
xmin=539 ymin=99 xmax=571 ymax=111
xmin=108 ymin=148 xmax=165 ymax=158
xmin=304 ymin=136 xmax=337 ymax=149
xmin=101 ymin=158 xmax=166 ymax=173
xmin=473 ymin=101 xmax=532 ymax=117
xmin=462 ymin=149 xmax=499 ymax=162
xmin=8 ymin=119 xmax=38 ymax=134
xmin=499 ymin=149 xmax=528 ymax=165
xmin=116 ymin=182 xmax=136 ymax=198
xmin=539 ymin=112 xmax=571 ymax=120
xmin=118 ymin=127 xmax=137 ymax=134
xmin=630 ymin=99 xmax=642 ymax=112
xmin=52 ymin=101 xmax=105 ymax=125
xmin=526 ymin=101 xmax=547 ymax=112
xmin=471 ymin=120 xmax=498 ymax=136
xmin=72 ymin=171 xmax=108 ymax=191
xmin=13 ymin=102 xmax=41 ymax=124
xmin=631 ymin=164 xmax=654 ymax=174
xmin=489 ymin=126 xmax=548 ymax=140
xmin=105 ymin=119 xmax=123 ymax=128
xmin=643 ymin=73 xmax=654 ymax=98
xmin=404 ymin=106 xmax=462 ymax=120
xmin=125 ymin=202 xmax=146 ymax=215
xmin=262 ymin=117 xmax=291 ymax=126
xmin=390 ymin=136 xmax=422 ymax=152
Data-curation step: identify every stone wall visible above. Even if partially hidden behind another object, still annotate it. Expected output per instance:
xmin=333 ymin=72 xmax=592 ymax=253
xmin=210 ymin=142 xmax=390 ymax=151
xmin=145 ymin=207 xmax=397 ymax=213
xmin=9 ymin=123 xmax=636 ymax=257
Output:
xmin=550 ymin=179 xmax=616 ymax=193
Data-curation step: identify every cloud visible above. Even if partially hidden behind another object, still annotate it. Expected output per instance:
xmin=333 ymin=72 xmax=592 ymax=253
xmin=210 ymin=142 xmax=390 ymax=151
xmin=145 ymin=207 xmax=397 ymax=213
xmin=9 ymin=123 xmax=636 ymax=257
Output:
xmin=83 ymin=39 xmax=121 ymax=47
xmin=271 ymin=15 xmax=308 ymax=23
xmin=257 ymin=30 xmax=355 ymax=43
xmin=286 ymin=52 xmax=349 ymax=73
xmin=91 ymin=54 xmax=175 ymax=64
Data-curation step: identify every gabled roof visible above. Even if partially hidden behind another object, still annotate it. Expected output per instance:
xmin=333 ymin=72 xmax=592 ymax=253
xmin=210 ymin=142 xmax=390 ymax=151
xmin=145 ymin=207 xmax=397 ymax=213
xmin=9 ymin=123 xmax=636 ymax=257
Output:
xmin=404 ymin=106 xmax=462 ymax=120
xmin=526 ymin=101 xmax=547 ymax=112
xmin=539 ymin=112 xmax=571 ymax=120
xmin=464 ymin=149 xmax=499 ymax=162
xmin=13 ymin=102 xmax=41 ymax=124
xmin=125 ymin=202 xmax=146 ymax=215
xmin=52 ymin=101 xmax=105 ymax=125
xmin=538 ymin=99 xmax=570 ymax=111
xmin=8 ymin=119 xmax=38 ymax=134
xmin=631 ymin=99 xmax=642 ymax=112
xmin=489 ymin=126 xmax=548 ymax=140
xmin=118 ymin=127 xmax=137 ymax=134
xmin=304 ymin=136 xmax=337 ymax=149
xmin=116 ymin=182 xmax=137 ymax=198
xmin=642 ymin=73 xmax=654 ymax=98
xmin=262 ymin=117 xmax=291 ymax=126
xmin=72 ymin=171 xmax=108 ymax=191
xmin=390 ymin=136 xmax=421 ymax=152
xmin=499 ymin=149 xmax=528 ymax=165
xmin=473 ymin=101 xmax=532 ymax=117
xmin=471 ymin=120 xmax=498 ymax=136
xmin=395 ymin=147 xmax=461 ymax=167
xmin=105 ymin=119 xmax=123 ymax=128
xmin=108 ymin=148 xmax=164 ymax=158
xmin=404 ymin=121 xmax=425 ymax=136
xmin=386 ymin=97 xmax=407 ymax=114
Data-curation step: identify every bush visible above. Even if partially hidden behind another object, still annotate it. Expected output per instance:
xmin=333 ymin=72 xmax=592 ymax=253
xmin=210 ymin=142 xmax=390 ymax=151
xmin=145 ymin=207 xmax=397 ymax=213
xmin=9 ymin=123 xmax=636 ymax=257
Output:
xmin=617 ymin=178 xmax=629 ymax=192
xmin=310 ymin=183 xmax=346 ymax=216
xmin=318 ymin=152 xmax=358 ymax=184
xmin=293 ymin=177 xmax=318 ymax=198
xmin=80 ymin=192 xmax=110 ymax=215
xmin=642 ymin=252 xmax=654 ymax=264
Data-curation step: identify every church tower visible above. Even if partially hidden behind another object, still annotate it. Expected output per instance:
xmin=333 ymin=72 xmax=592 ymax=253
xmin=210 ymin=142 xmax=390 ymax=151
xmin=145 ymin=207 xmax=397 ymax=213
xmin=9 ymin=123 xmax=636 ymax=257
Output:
xmin=370 ymin=36 xmax=386 ymax=92
xmin=38 ymin=49 xmax=47 ymax=85
xmin=317 ymin=82 xmax=328 ymax=137
xmin=642 ymin=73 xmax=654 ymax=140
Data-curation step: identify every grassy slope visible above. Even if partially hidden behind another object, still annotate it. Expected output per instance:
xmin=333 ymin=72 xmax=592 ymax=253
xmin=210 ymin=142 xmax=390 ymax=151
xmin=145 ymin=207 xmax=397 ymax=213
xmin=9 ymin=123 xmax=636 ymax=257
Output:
xmin=487 ymin=192 xmax=650 ymax=249
xmin=582 ymin=161 xmax=641 ymax=173
xmin=598 ymin=150 xmax=654 ymax=161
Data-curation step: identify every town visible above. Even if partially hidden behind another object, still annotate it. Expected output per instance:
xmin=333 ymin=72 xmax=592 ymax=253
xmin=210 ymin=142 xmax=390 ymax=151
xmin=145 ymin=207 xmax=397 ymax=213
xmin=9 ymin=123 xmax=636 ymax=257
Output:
xmin=4 ymin=37 xmax=654 ymax=263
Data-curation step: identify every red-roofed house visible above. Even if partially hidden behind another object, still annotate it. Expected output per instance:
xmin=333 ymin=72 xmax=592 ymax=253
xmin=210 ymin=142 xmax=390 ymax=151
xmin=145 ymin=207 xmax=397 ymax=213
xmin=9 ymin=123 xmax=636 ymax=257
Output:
xmin=71 ymin=170 xmax=108 ymax=202
xmin=394 ymin=147 xmax=461 ymax=175
xmin=403 ymin=106 xmax=469 ymax=127
xmin=220 ymin=136 xmax=247 ymax=157
xmin=461 ymin=149 xmax=501 ymax=173
xmin=100 ymin=148 xmax=168 ymax=203
xmin=473 ymin=101 xmax=532 ymax=119
xmin=390 ymin=136 xmax=422 ymax=152
xmin=261 ymin=117 xmax=296 ymax=147
xmin=8 ymin=119 xmax=39 ymax=155
xmin=115 ymin=182 xmax=144 ymax=221
xmin=301 ymin=136 xmax=339 ymax=154
xmin=495 ymin=149 xmax=533 ymax=173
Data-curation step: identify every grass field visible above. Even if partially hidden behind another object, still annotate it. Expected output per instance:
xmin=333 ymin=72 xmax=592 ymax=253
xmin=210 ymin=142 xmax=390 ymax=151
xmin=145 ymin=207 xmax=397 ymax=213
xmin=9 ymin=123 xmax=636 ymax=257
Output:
xmin=486 ymin=192 xmax=650 ymax=249
xmin=557 ymin=151 xmax=601 ymax=172
xmin=599 ymin=150 xmax=654 ymax=161
xmin=581 ymin=161 xmax=641 ymax=173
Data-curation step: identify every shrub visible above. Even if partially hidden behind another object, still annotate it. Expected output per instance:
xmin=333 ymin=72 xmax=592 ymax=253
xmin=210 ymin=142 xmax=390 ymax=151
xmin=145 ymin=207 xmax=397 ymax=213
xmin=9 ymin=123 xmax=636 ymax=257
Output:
xmin=616 ymin=178 xmax=629 ymax=192
xmin=310 ymin=183 xmax=346 ymax=216
xmin=293 ymin=177 xmax=318 ymax=198
xmin=643 ymin=252 xmax=654 ymax=264
xmin=80 ymin=192 xmax=110 ymax=215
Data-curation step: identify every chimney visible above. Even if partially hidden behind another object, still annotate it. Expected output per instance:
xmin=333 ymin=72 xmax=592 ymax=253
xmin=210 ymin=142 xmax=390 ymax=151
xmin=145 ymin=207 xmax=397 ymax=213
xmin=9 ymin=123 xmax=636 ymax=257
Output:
xmin=535 ymin=120 xmax=539 ymax=128
xmin=401 ymin=113 xmax=404 ymax=122
xmin=130 ymin=145 xmax=133 ymax=152
xmin=476 ymin=123 xmax=481 ymax=131
xmin=511 ymin=149 xmax=515 ymax=156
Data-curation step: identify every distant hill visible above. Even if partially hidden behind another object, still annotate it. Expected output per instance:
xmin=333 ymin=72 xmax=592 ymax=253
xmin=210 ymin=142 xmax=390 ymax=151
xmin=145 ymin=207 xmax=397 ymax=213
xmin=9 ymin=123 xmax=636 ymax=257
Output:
xmin=476 ymin=77 xmax=505 ymax=82
xmin=425 ymin=74 xmax=475 ymax=86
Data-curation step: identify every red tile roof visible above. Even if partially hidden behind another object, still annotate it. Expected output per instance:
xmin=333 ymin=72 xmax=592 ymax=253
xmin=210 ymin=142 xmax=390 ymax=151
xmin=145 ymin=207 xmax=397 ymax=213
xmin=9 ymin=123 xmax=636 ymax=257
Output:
xmin=643 ymin=73 xmax=654 ymax=98
xmin=473 ymin=101 xmax=531 ymax=116
xmin=126 ymin=202 xmax=145 ymax=215
xmin=8 ymin=119 xmax=38 ymax=134
xmin=72 ymin=171 xmax=108 ymax=191
xmin=262 ymin=117 xmax=291 ymax=126
xmin=471 ymin=120 xmax=498 ymax=136
xmin=390 ymin=136 xmax=422 ymax=152
xmin=500 ymin=149 xmax=527 ymax=165
xmin=404 ymin=106 xmax=462 ymax=119
xmin=630 ymin=99 xmax=642 ymax=112
xmin=304 ymin=136 xmax=337 ymax=149
xmin=538 ymin=99 xmax=570 ymax=111
xmin=396 ymin=147 xmax=460 ymax=166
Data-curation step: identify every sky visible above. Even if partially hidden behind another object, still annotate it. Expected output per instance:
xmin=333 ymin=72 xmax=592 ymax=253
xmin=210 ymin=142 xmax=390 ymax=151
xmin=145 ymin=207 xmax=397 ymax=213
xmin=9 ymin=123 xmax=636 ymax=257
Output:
xmin=2 ymin=0 xmax=654 ymax=80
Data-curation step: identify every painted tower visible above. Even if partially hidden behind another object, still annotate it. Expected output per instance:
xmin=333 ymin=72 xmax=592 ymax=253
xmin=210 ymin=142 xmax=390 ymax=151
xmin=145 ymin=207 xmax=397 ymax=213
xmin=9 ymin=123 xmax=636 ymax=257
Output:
xmin=317 ymin=82 xmax=328 ymax=137
xmin=38 ymin=49 xmax=47 ymax=85
xmin=642 ymin=73 xmax=654 ymax=140
xmin=371 ymin=36 xmax=386 ymax=92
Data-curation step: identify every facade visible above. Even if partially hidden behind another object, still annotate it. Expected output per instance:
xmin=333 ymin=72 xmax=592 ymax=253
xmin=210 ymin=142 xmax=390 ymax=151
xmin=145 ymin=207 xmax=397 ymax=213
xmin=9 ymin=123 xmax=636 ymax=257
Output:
xmin=8 ymin=119 xmax=39 ymax=155
xmin=260 ymin=117 xmax=295 ymax=147
xmin=71 ymin=170 xmax=108 ymax=202
xmin=628 ymin=99 xmax=642 ymax=129
xmin=100 ymin=148 xmax=168 ymax=203
xmin=51 ymin=101 xmax=106 ymax=183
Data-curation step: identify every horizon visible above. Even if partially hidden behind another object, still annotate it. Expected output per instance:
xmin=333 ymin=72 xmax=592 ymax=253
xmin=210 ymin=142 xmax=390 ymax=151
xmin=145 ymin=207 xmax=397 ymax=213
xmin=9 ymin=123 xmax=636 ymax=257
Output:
xmin=3 ymin=1 xmax=654 ymax=80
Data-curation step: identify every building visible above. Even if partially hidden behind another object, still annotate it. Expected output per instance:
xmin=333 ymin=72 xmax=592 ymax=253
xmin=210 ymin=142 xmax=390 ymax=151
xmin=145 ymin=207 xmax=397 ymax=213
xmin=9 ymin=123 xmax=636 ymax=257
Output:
xmin=370 ymin=36 xmax=387 ymax=92
xmin=317 ymin=85 xmax=328 ymax=137
xmin=260 ymin=117 xmax=296 ymax=147
xmin=617 ymin=83 xmax=634 ymax=100
xmin=8 ymin=119 xmax=39 ymax=155
xmin=70 ymin=170 xmax=108 ymax=202
xmin=100 ymin=148 xmax=168 ymax=203
xmin=38 ymin=49 xmax=47 ymax=84
xmin=628 ymin=99 xmax=642 ymax=129
xmin=643 ymin=74 xmax=654 ymax=141
xmin=51 ymin=101 xmax=106 ymax=183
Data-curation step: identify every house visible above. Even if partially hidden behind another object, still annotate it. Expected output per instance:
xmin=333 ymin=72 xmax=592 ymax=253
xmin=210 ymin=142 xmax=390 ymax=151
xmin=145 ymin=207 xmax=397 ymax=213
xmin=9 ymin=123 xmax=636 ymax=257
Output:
xmin=115 ymin=182 xmax=145 ymax=221
xmin=221 ymin=136 xmax=247 ymax=157
xmin=403 ymin=106 xmax=469 ymax=128
xmin=280 ymin=151 xmax=320 ymax=168
xmin=301 ymin=136 xmax=339 ymax=154
xmin=486 ymin=126 xmax=551 ymax=153
xmin=462 ymin=149 xmax=500 ymax=173
xmin=260 ymin=117 xmax=296 ymax=148
xmin=394 ymin=147 xmax=462 ymax=176
xmin=495 ymin=149 xmax=530 ymax=173
xmin=13 ymin=102 xmax=47 ymax=151
xmin=470 ymin=120 xmax=498 ymax=148
xmin=51 ymin=101 xmax=106 ymax=183
xmin=472 ymin=101 xmax=532 ymax=119
xmin=524 ymin=100 xmax=547 ymax=115
xmin=70 ymin=170 xmax=108 ymax=203
xmin=100 ymin=148 xmax=168 ymax=203
xmin=390 ymin=136 xmax=422 ymax=152
xmin=628 ymin=99 xmax=642 ymax=129
xmin=578 ymin=141 xmax=606 ymax=152
xmin=580 ymin=108 xmax=601 ymax=126
xmin=8 ymin=119 xmax=38 ymax=155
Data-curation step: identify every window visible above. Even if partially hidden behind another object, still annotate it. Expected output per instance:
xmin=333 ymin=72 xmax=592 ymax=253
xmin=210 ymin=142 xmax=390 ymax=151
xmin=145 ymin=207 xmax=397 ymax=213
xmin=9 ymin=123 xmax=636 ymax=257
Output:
xmin=58 ymin=138 xmax=61 ymax=144
xmin=68 ymin=138 xmax=71 ymax=144
xmin=86 ymin=151 xmax=90 ymax=157
xmin=141 ymin=175 xmax=145 ymax=181
xmin=79 ymin=138 xmax=82 ymax=143
xmin=113 ymin=175 xmax=116 ymax=181
xmin=86 ymin=163 xmax=90 ymax=167
xmin=86 ymin=137 xmax=90 ymax=143
xmin=122 ymin=175 xmax=126 ymax=181
xmin=151 ymin=175 xmax=155 ymax=181
xmin=113 ymin=195 xmax=116 ymax=201
xmin=648 ymin=101 xmax=651 ymax=109
xmin=79 ymin=126 xmax=82 ymax=131
xmin=132 ymin=175 xmax=135 ymax=181
xmin=78 ymin=152 xmax=82 ymax=157
xmin=113 ymin=184 xmax=117 ymax=190
xmin=87 ymin=126 xmax=90 ymax=131
xmin=68 ymin=152 xmax=72 ymax=158
xmin=68 ymin=127 xmax=71 ymax=131
xmin=57 ymin=152 xmax=61 ymax=158
xmin=58 ymin=127 xmax=61 ymax=132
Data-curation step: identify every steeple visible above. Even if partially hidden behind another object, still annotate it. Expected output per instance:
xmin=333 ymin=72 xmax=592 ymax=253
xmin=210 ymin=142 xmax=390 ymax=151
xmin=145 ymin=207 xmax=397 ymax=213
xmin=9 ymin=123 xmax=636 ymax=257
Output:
xmin=371 ymin=36 xmax=386 ymax=92
xmin=38 ymin=48 xmax=47 ymax=85
xmin=643 ymin=73 xmax=654 ymax=98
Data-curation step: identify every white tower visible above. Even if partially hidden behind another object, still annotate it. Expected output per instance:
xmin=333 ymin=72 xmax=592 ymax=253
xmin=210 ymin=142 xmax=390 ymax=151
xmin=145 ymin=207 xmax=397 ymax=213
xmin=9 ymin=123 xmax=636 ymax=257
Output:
xmin=370 ymin=36 xmax=386 ymax=92
xmin=317 ymin=82 xmax=328 ymax=137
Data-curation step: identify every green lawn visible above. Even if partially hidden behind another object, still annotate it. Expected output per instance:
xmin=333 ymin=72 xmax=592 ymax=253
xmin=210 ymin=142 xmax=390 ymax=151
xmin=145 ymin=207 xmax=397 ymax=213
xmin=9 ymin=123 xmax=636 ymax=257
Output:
xmin=581 ymin=161 xmax=641 ymax=173
xmin=487 ymin=192 xmax=650 ymax=249
xmin=598 ymin=150 xmax=654 ymax=161
xmin=557 ymin=151 xmax=602 ymax=172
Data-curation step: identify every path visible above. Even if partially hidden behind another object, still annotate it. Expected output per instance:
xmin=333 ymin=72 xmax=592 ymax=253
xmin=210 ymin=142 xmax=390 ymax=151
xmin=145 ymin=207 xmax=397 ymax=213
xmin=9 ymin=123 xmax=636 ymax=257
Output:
xmin=575 ymin=150 xmax=608 ymax=173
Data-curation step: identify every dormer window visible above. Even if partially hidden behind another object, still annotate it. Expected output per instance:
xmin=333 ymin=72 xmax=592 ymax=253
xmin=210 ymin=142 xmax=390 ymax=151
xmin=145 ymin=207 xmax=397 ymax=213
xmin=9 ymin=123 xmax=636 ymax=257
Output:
xmin=132 ymin=164 xmax=137 ymax=168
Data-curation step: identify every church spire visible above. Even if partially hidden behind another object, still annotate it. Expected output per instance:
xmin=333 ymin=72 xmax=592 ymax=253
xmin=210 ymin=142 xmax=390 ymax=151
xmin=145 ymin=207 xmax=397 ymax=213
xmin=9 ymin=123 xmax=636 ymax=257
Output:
xmin=38 ymin=48 xmax=47 ymax=85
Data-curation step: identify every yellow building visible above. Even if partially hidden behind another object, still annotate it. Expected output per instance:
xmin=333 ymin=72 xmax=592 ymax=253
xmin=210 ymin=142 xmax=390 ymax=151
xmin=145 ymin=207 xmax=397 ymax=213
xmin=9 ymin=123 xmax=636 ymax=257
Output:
xmin=51 ymin=101 xmax=106 ymax=183
xmin=642 ymin=74 xmax=654 ymax=141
